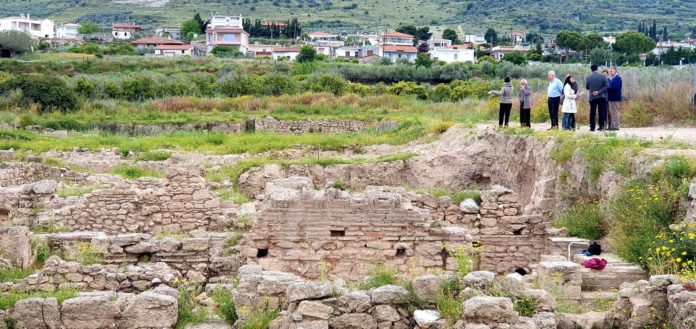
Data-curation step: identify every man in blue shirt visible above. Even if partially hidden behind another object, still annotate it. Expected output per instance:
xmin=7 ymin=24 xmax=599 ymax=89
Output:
xmin=607 ymin=66 xmax=623 ymax=130
xmin=546 ymin=71 xmax=563 ymax=129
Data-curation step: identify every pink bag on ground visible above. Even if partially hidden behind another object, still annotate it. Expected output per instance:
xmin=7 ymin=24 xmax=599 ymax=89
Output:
xmin=582 ymin=258 xmax=608 ymax=270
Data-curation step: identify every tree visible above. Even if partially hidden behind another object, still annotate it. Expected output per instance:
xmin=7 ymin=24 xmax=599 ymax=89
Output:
xmin=525 ymin=31 xmax=544 ymax=44
xmin=484 ymin=28 xmax=498 ymax=45
xmin=613 ymin=30 xmax=656 ymax=54
xmin=527 ymin=42 xmax=543 ymax=61
xmin=663 ymin=26 xmax=668 ymax=41
xmin=210 ymin=46 xmax=243 ymax=58
xmin=181 ymin=19 xmax=201 ymax=41
xmin=415 ymin=53 xmax=433 ymax=67
xmin=417 ymin=42 xmax=429 ymax=53
xmin=502 ymin=51 xmax=527 ymax=65
xmin=584 ymin=33 xmax=607 ymax=51
xmin=296 ymin=45 xmax=317 ymax=62
xmin=442 ymin=28 xmax=459 ymax=44
xmin=193 ymin=13 xmax=208 ymax=34
xmin=395 ymin=25 xmax=418 ymax=37
xmin=78 ymin=22 xmax=100 ymax=35
xmin=589 ymin=47 xmax=613 ymax=65
xmin=0 ymin=31 xmax=33 ymax=57
xmin=555 ymin=30 xmax=586 ymax=52
xmin=415 ymin=27 xmax=432 ymax=41
xmin=0 ymin=73 xmax=78 ymax=112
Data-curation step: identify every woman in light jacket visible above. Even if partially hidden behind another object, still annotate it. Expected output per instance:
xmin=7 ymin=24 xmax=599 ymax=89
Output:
xmin=561 ymin=75 xmax=583 ymax=130
xmin=518 ymin=79 xmax=532 ymax=128
xmin=488 ymin=77 xmax=514 ymax=128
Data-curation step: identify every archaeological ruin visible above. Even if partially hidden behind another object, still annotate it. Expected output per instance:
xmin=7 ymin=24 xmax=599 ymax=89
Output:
xmin=1 ymin=126 xmax=695 ymax=329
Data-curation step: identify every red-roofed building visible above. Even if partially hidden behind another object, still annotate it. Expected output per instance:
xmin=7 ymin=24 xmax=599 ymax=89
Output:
xmin=378 ymin=44 xmax=418 ymax=62
xmin=112 ymin=23 xmax=142 ymax=40
xmin=205 ymin=14 xmax=250 ymax=54
xmin=131 ymin=35 xmax=184 ymax=48
xmin=379 ymin=32 xmax=414 ymax=46
xmin=154 ymin=44 xmax=193 ymax=57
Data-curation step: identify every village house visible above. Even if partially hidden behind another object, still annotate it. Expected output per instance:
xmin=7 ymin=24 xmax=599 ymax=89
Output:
xmin=155 ymin=28 xmax=181 ymax=39
xmin=335 ymin=45 xmax=377 ymax=59
xmin=603 ymin=35 xmax=616 ymax=46
xmin=248 ymin=44 xmax=281 ymax=57
xmin=510 ymin=31 xmax=526 ymax=45
xmin=112 ymin=23 xmax=142 ymax=40
xmin=378 ymin=32 xmax=417 ymax=62
xmin=463 ymin=34 xmax=486 ymax=46
xmin=307 ymin=31 xmax=338 ymax=41
xmin=131 ymin=35 xmax=184 ymax=49
xmin=491 ymin=46 xmax=529 ymax=61
xmin=429 ymin=45 xmax=475 ymax=63
xmin=427 ymin=38 xmax=452 ymax=49
xmin=0 ymin=15 xmax=54 ymax=38
xmin=652 ymin=40 xmax=696 ymax=55
xmin=271 ymin=46 xmax=301 ymax=61
xmin=55 ymin=23 xmax=80 ymax=39
xmin=154 ymin=44 xmax=193 ymax=57
xmin=205 ymin=14 xmax=250 ymax=54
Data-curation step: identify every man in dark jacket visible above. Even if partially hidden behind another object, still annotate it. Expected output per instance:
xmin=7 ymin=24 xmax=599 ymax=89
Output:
xmin=585 ymin=64 xmax=609 ymax=131
xmin=607 ymin=67 xmax=623 ymax=130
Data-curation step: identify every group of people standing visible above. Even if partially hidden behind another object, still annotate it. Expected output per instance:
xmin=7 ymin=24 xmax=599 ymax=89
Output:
xmin=489 ymin=64 xmax=623 ymax=131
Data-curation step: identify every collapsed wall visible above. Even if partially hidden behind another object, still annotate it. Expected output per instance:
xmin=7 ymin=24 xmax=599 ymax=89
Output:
xmin=246 ymin=178 xmax=548 ymax=279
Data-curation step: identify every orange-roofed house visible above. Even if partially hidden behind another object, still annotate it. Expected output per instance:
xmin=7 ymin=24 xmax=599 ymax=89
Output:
xmin=154 ymin=44 xmax=193 ymax=57
xmin=205 ymin=14 xmax=250 ymax=54
xmin=378 ymin=31 xmax=417 ymax=62
xmin=112 ymin=23 xmax=142 ymax=40
xmin=131 ymin=35 xmax=184 ymax=48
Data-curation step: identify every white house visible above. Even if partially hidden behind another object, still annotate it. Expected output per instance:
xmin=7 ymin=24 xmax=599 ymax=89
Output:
xmin=335 ymin=45 xmax=378 ymax=59
xmin=463 ymin=34 xmax=485 ymax=45
xmin=112 ymin=23 xmax=142 ymax=40
xmin=602 ymin=35 xmax=616 ymax=46
xmin=155 ymin=27 xmax=181 ymax=39
xmin=154 ymin=44 xmax=193 ymax=57
xmin=0 ymin=15 xmax=54 ymax=38
xmin=205 ymin=14 xmax=249 ymax=54
xmin=652 ymin=40 xmax=696 ymax=55
xmin=272 ymin=47 xmax=301 ymax=61
xmin=427 ymin=38 xmax=452 ymax=49
xmin=55 ymin=23 xmax=80 ymax=39
xmin=378 ymin=31 xmax=417 ymax=62
xmin=308 ymin=31 xmax=338 ymax=41
xmin=491 ymin=46 xmax=529 ymax=61
xmin=379 ymin=32 xmax=414 ymax=46
xmin=429 ymin=45 xmax=475 ymax=63
xmin=510 ymin=31 xmax=526 ymax=45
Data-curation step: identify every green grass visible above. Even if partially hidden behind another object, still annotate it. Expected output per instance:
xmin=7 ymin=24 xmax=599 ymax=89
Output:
xmin=111 ymin=165 xmax=164 ymax=179
xmin=418 ymin=188 xmax=481 ymax=205
xmin=135 ymin=151 xmax=173 ymax=162
xmin=211 ymin=288 xmax=237 ymax=325
xmin=239 ymin=303 xmax=280 ymax=329
xmin=217 ymin=189 xmax=251 ymax=204
xmin=176 ymin=286 xmax=209 ymax=329
xmin=358 ymin=265 xmax=398 ymax=290
xmin=0 ymin=268 xmax=34 ymax=284
xmin=57 ymin=185 xmax=105 ymax=198
xmin=0 ymin=289 xmax=79 ymax=310
xmin=553 ymin=202 xmax=605 ymax=240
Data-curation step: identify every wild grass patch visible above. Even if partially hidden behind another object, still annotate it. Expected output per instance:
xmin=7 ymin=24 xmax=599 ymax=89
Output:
xmin=111 ymin=165 xmax=164 ymax=179
xmin=0 ymin=288 xmax=78 ymax=310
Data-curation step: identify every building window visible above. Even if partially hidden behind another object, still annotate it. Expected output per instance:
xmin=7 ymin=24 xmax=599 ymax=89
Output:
xmin=223 ymin=34 xmax=235 ymax=42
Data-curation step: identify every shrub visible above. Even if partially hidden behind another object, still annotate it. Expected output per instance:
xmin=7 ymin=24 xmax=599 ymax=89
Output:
xmin=302 ymin=74 xmax=347 ymax=96
xmin=239 ymin=301 xmax=280 ymax=329
xmin=218 ymin=75 xmax=261 ymax=97
xmin=211 ymin=288 xmax=237 ymax=324
xmin=211 ymin=46 xmax=244 ymax=58
xmin=358 ymin=265 xmax=398 ymax=289
xmin=554 ymin=202 xmax=605 ymax=240
xmin=432 ymin=84 xmax=452 ymax=102
xmin=0 ymin=74 xmax=78 ymax=112
xmin=643 ymin=224 xmax=696 ymax=276
xmin=176 ymin=286 xmax=208 ymax=329
xmin=135 ymin=151 xmax=172 ymax=162
xmin=387 ymin=81 xmax=428 ymax=100
xmin=121 ymin=75 xmax=156 ymax=101
xmin=346 ymin=82 xmax=371 ymax=96
xmin=296 ymin=45 xmax=318 ymax=63
xmin=260 ymin=73 xmax=297 ymax=96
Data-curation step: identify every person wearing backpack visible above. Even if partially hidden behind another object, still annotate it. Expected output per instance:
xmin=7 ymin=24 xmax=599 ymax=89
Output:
xmin=489 ymin=77 xmax=514 ymax=129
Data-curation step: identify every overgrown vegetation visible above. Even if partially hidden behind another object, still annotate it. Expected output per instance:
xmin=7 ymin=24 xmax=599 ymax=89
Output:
xmin=111 ymin=165 xmax=164 ymax=179
xmin=238 ymin=301 xmax=280 ymax=329
xmin=358 ymin=265 xmax=398 ymax=290
xmin=0 ymin=267 xmax=34 ymax=283
xmin=553 ymin=202 xmax=604 ymax=240
xmin=211 ymin=288 xmax=238 ymax=325
xmin=176 ymin=285 xmax=208 ymax=329
xmin=0 ymin=288 xmax=78 ymax=310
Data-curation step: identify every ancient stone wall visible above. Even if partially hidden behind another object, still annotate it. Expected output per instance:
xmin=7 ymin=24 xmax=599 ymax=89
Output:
xmin=50 ymin=168 xmax=224 ymax=234
xmin=0 ymin=256 xmax=181 ymax=294
xmin=0 ymin=162 xmax=85 ymax=188
xmin=0 ymin=286 xmax=178 ymax=329
xmin=40 ymin=231 xmax=246 ymax=279
xmin=247 ymin=179 xmax=548 ymax=279
xmin=254 ymin=117 xmax=369 ymax=134
xmin=0 ymin=226 xmax=34 ymax=269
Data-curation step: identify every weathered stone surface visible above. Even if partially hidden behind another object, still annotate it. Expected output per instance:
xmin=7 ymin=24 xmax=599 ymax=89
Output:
xmin=372 ymin=305 xmax=400 ymax=322
xmin=414 ymin=310 xmax=440 ymax=328
xmin=287 ymin=282 xmax=333 ymax=301
xmin=462 ymin=296 xmax=517 ymax=324
xmin=32 ymin=180 xmax=57 ymax=194
xmin=412 ymin=275 xmax=442 ymax=304
xmin=336 ymin=291 xmax=371 ymax=313
xmin=10 ymin=298 xmax=61 ymax=329
xmin=61 ymin=293 xmax=121 ymax=329
xmin=462 ymin=271 xmax=495 ymax=289
xmin=371 ymin=285 xmax=409 ymax=304
xmin=297 ymin=300 xmax=334 ymax=320
xmin=459 ymin=199 xmax=480 ymax=214
xmin=0 ymin=226 xmax=34 ymax=268
xmin=119 ymin=291 xmax=178 ymax=329
xmin=329 ymin=313 xmax=377 ymax=329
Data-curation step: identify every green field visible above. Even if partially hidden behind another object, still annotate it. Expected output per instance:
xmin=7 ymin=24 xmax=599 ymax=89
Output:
xmin=1 ymin=0 xmax=694 ymax=36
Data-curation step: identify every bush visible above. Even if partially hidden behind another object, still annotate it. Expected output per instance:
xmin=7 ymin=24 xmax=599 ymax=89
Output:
xmin=211 ymin=46 xmax=244 ymax=58
xmin=387 ymin=81 xmax=428 ymax=100
xmin=260 ymin=73 xmax=297 ymax=96
xmin=0 ymin=74 xmax=79 ymax=112
xmin=554 ymin=202 xmax=605 ymax=240
xmin=432 ymin=84 xmax=452 ymax=102
xmin=302 ymin=74 xmax=347 ymax=96
xmin=211 ymin=288 xmax=237 ymax=325
xmin=121 ymin=75 xmax=156 ymax=101
xmin=218 ymin=74 xmax=260 ymax=97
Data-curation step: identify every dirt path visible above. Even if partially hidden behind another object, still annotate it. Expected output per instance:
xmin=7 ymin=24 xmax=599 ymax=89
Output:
xmin=476 ymin=123 xmax=696 ymax=145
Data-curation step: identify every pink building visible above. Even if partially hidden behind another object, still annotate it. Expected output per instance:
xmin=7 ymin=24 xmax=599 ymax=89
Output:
xmin=205 ymin=15 xmax=250 ymax=54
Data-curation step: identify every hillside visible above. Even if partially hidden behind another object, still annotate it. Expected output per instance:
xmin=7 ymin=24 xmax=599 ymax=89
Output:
xmin=1 ymin=0 xmax=695 ymax=36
